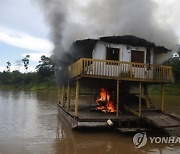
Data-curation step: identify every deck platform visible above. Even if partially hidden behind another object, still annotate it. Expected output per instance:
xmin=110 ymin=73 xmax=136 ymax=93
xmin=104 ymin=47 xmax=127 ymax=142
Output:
xmin=142 ymin=110 xmax=180 ymax=128
xmin=125 ymin=103 xmax=180 ymax=129
xmin=58 ymin=104 xmax=141 ymax=129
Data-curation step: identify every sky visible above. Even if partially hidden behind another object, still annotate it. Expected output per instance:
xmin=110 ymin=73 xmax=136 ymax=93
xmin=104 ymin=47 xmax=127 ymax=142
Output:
xmin=0 ymin=0 xmax=180 ymax=72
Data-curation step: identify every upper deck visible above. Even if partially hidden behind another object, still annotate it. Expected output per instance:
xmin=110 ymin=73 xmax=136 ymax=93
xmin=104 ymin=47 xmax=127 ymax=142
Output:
xmin=68 ymin=58 xmax=172 ymax=83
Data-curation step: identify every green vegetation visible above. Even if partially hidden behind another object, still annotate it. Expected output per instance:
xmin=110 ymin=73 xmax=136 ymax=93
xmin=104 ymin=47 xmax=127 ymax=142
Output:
xmin=149 ymin=84 xmax=180 ymax=96
xmin=164 ymin=53 xmax=180 ymax=83
xmin=1 ymin=52 xmax=180 ymax=94
xmin=0 ymin=55 xmax=57 ymax=91
xmin=150 ymin=50 xmax=180 ymax=95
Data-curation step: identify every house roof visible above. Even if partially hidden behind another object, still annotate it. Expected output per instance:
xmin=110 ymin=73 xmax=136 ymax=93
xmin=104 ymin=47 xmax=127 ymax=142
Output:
xmin=100 ymin=35 xmax=155 ymax=47
xmin=68 ymin=35 xmax=170 ymax=62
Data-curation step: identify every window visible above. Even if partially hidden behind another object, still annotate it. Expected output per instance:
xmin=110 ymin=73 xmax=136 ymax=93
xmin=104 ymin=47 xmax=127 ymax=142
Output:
xmin=106 ymin=47 xmax=120 ymax=61
xmin=131 ymin=50 xmax=144 ymax=63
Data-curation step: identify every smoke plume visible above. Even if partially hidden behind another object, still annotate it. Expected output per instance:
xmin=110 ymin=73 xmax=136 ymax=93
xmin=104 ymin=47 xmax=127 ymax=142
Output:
xmin=34 ymin=0 xmax=178 ymax=61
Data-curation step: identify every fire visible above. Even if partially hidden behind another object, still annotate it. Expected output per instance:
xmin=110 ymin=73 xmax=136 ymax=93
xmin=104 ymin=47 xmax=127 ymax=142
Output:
xmin=96 ymin=88 xmax=116 ymax=113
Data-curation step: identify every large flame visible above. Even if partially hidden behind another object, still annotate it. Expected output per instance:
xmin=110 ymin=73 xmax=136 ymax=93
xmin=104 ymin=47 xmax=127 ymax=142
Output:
xmin=96 ymin=88 xmax=116 ymax=113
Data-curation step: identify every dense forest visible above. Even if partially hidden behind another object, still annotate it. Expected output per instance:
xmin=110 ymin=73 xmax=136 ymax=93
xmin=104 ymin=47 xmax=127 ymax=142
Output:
xmin=0 ymin=55 xmax=57 ymax=90
xmin=0 ymin=52 xmax=180 ymax=93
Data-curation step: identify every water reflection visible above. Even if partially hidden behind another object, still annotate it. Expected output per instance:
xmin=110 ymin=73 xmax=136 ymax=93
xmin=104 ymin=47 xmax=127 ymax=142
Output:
xmin=54 ymin=116 xmax=180 ymax=154
xmin=0 ymin=90 xmax=180 ymax=154
xmin=151 ymin=95 xmax=180 ymax=116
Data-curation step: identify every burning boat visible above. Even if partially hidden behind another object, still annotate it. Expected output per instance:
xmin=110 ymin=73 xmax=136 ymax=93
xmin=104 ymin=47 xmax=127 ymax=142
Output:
xmin=57 ymin=35 xmax=180 ymax=132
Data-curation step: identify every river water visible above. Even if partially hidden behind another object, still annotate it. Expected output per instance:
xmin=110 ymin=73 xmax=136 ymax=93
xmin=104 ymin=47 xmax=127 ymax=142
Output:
xmin=0 ymin=90 xmax=180 ymax=154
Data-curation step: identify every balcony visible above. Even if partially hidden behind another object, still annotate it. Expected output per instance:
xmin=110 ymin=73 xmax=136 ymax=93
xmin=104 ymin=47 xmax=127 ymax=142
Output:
xmin=68 ymin=58 xmax=172 ymax=83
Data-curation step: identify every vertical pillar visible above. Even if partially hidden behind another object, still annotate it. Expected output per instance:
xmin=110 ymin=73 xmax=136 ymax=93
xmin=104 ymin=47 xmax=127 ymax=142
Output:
xmin=75 ymin=79 xmax=79 ymax=116
xmin=61 ymin=86 xmax=65 ymax=105
xmin=139 ymin=82 xmax=142 ymax=117
xmin=116 ymin=80 xmax=119 ymax=118
xmin=161 ymin=83 xmax=165 ymax=111
xmin=67 ymin=81 xmax=71 ymax=111
xmin=144 ymin=84 xmax=151 ymax=108
xmin=58 ymin=87 xmax=61 ymax=104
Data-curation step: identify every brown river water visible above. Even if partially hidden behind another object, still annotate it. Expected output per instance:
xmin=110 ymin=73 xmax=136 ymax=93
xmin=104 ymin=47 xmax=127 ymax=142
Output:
xmin=0 ymin=90 xmax=180 ymax=154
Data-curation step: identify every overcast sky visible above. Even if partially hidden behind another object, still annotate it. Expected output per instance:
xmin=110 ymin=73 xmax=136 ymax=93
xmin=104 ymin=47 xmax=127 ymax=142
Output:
xmin=0 ymin=0 xmax=179 ymax=72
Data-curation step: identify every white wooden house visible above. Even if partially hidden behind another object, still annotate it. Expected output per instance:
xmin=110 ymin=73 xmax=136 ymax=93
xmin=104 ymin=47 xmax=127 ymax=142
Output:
xmin=57 ymin=35 xmax=173 ymax=119
xmin=67 ymin=35 xmax=172 ymax=82
xmin=57 ymin=36 xmax=180 ymax=130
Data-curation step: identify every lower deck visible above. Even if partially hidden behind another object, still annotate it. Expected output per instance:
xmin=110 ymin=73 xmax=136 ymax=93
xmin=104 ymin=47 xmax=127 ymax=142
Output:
xmin=58 ymin=104 xmax=143 ymax=129
xmin=69 ymin=109 xmax=137 ymax=121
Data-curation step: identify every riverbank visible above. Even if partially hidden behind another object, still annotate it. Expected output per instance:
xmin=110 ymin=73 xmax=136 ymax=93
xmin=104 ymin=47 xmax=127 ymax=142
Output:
xmin=0 ymin=81 xmax=57 ymax=91
xmin=149 ymin=84 xmax=180 ymax=96
xmin=0 ymin=82 xmax=180 ymax=95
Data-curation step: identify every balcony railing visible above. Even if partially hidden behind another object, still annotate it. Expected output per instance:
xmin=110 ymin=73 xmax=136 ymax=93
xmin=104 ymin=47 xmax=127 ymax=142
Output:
xmin=68 ymin=58 xmax=172 ymax=82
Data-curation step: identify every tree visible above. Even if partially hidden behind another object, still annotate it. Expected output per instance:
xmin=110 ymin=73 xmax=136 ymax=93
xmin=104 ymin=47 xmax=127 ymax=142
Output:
xmin=6 ymin=61 xmax=11 ymax=72
xmin=164 ymin=50 xmax=180 ymax=83
xmin=36 ymin=55 xmax=55 ymax=79
xmin=14 ymin=60 xmax=22 ymax=71
xmin=22 ymin=55 xmax=30 ymax=71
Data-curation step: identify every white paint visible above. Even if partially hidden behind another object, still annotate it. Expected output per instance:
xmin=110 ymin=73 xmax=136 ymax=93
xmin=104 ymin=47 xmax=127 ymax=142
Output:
xmin=90 ymin=40 xmax=174 ymax=79
xmin=93 ymin=41 xmax=147 ymax=63
xmin=91 ymin=41 xmax=152 ymax=78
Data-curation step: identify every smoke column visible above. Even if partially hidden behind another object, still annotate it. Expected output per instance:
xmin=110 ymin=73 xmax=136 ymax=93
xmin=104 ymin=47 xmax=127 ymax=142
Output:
xmin=33 ymin=0 xmax=178 ymax=85
xmin=34 ymin=0 xmax=177 ymax=57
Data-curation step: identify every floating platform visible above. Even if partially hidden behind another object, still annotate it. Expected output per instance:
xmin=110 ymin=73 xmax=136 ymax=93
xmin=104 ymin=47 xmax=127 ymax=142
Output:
xmin=124 ymin=103 xmax=180 ymax=135
xmin=58 ymin=103 xmax=180 ymax=136
xmin=142 ymin=110 xmax=180 ymax=128
xmin=57 ymin=104 xmax=144 ymax=130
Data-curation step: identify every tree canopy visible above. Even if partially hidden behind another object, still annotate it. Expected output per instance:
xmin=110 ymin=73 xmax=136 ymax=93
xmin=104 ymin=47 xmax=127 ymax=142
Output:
xmin=36 ymin=55 xmax=55 ymax=79
xmin=164 ymin=51 xmax=180 ymax=83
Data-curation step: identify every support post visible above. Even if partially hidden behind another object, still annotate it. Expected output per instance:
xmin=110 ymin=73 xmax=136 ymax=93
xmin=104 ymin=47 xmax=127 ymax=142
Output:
xmin=144 ymin=84 xmax=151 ymax=108
xmin=161 ymin=83 xmax=165 ymax=111
xmin=61 ymin=86 xmax=65 ymax=105
xmin=58 ymin=87 xmax=61 ymax=104
xmin=67 ymin=81 xmax=71 ymax=111
xmin=75 ymin=79 xmax=79 ymax=116
xmin=139 ymin=82 xmax=142 ymax=118
xmin=116 ymin=80 xmax=119 ymax=118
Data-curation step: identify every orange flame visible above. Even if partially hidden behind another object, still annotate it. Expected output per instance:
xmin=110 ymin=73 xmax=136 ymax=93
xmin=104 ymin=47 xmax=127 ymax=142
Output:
xmin=96 ymin=88 xmax=116 ymax=113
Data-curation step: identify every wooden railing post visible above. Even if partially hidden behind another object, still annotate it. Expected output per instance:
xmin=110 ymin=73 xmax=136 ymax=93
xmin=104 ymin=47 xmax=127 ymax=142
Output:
xmin=130 ymin=63 xmax=133 ymax=78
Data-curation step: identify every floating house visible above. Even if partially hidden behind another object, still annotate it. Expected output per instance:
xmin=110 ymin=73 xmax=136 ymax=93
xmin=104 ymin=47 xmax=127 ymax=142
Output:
xmin=57 ymin=35 xmax=180 ymax=132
